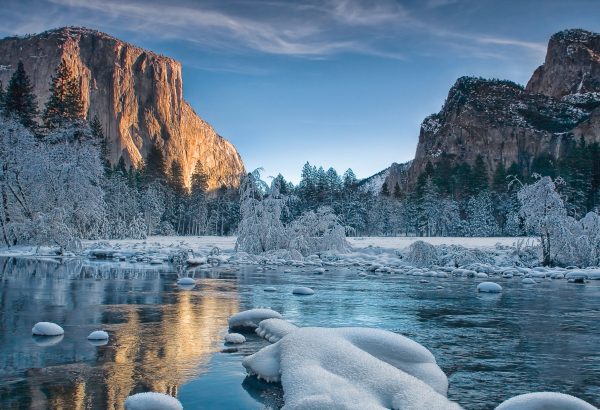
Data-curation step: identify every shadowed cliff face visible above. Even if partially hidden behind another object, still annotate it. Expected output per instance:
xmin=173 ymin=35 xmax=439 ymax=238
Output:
xmin=385 ymin=29 xmax=600 ymax=191
xmin=527 ymin=29 xmax=600 ymax=98
xmin=0 ymin=27 xmax=245 ymax=190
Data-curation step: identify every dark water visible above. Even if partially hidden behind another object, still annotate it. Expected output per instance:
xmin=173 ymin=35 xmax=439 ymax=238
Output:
xmin=0 ymin=256 xmax=599 ymax=409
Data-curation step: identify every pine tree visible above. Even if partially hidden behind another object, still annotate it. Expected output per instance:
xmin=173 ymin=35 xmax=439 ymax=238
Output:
xmin=393 ymin=182 xmax=402 ymax=199
xmin=3 ymin=61 xmax=38 ymax=128
xmin=0 ymin=80 xmax=4 ymax=107
xmin=471 ymin=155 xmax=489 ymax=193
xmin=380 ymin=182 xmax=390 ymax=197
xmin=492 ymin=162 xmax=508 ymax=192
xmin=143 ymin=142 xmax=167 ymax=183
xmin=43 ymin=60 xmax=85 ymax=128
xmin=90 ymin=115 xmax=111 ymax=174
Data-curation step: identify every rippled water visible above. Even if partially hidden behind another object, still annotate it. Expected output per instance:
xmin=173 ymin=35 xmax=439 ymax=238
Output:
xmin=0 ymin=256 xmax=599 ymax=409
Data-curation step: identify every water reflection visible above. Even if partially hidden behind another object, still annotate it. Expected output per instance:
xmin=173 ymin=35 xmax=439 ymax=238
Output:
xmin=0 ymin=257 xmax=239 ymax=409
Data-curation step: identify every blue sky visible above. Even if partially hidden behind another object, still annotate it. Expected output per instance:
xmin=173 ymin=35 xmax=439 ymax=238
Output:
xmin=2 ymin=0 xmax=600 ymax=183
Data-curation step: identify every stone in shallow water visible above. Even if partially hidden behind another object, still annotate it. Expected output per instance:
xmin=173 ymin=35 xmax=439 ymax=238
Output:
xmin=292 ymin=287 xmax=315 ymax=295
xmin=124 ymin=392 xmax=183 ymax=410
xmin=32 ymin=322 xmax=64 ymax=336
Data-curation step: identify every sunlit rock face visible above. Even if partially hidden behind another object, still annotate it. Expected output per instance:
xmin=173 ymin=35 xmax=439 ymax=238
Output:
xmin=388 ymin=29 xmax=600 ymax=191
xmin=0 ymin=27 xmax=245 ymax=190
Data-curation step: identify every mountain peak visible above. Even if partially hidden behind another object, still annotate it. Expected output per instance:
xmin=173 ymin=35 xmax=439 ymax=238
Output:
xmin=527 ymin=28 xmax=600 ymax=97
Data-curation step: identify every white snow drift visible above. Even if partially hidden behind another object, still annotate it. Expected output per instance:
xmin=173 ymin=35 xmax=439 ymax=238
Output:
xmin=124 ymin=392 xmax=183 ymax=410
xmin=32 ymin=322 xmax=64 ymax=336
xmin=228 ymin=308 xmax=283 ymax=329
xmin=241 ymin=312 xmax=460 ymax=410
xmin=495 ymin=392 xmax=597 ymax=410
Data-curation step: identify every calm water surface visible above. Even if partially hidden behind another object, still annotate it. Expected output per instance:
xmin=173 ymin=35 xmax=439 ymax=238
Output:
xmin=0 ymin=256 xmax=599 ymax=409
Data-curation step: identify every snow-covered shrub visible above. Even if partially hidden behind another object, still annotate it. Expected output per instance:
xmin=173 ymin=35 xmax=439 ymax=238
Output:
xmin=437 ymin=244 xmax=493 ymax=267
xmin=235 ymin=171 xmax=289 ymax=254
xmin=236 ymin=172 xmax=349 ymax=256
xmin=288 ymin=207 xmax=349 ymax=256
xmin=404 ymin=241 xmax=439 ymax=267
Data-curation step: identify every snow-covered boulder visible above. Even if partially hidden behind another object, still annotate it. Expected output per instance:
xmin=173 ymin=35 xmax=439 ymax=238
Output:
xmin=256 ymin=318 xmax=299 ymax=343
xmin=124 ymin=392 xmax=183 ymax=410
xmin=87 ymin=330 xmax=109 ymax=340
xmin=292 ymin=287 xmax=315 ymax=295
xmin=228 ymin=308 xmax=283 ymax=330
xmin=224 ymin=333 xmax=246 ymax=344
xmin=522 ymin=278 xmax=536 ymax=285
xmin=495 ymin=392 xmax=597 ymax=410
xmin=32 ymin=322 xmax=64 ymax=336
xmin=243 ymin=326 xmax=460 ymax=409
xmin=264 ymin=287 xmax=277 ymax=292
xmin=477 ymin=282 xmax=503 ymax=293
xmin=177 ymin=277 xmax=195 ymax=285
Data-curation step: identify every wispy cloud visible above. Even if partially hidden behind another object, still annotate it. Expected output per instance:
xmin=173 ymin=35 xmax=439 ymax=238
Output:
xmin=3 ymin=0 xmax=548 ymax=62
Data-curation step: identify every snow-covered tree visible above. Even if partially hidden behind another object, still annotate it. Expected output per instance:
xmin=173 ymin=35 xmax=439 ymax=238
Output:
xmin=518 ymin=175 xmax=570 ymax=266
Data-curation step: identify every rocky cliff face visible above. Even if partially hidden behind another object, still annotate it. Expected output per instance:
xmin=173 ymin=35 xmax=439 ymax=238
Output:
xmin=527 ymin=29 xmax=600 ymax=97
xmin=384 ymin=29 xmax=600 ymax=191
xmin=0 ymin=27 xmax=245 ymax=190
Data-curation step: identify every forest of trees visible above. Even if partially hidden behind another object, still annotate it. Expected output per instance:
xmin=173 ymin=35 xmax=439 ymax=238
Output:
xmin=1 ymin=61 xmax=600 ymax=249
xmin=0 ymin=60 xmax=239 ymax=249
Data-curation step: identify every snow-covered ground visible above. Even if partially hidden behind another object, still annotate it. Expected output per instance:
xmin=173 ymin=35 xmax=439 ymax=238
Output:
xmin=348 ymin=236 xmax=530 ymax=250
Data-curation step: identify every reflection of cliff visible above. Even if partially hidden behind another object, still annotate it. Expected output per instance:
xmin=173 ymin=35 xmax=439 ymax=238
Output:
xmin=0 ymin=258 xmax=239 ymax=409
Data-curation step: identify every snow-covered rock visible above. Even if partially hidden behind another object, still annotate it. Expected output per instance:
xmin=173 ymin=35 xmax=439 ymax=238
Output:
xmin=292 ymin=287 xmax=315 ymax=295
xmin=495 ymin=392 xmax=597 ymax=410
xmin=124 ymin=392 xmax=183 ymax=410
xmin=477 ymin=282 xmax=503 ymax=293
xmin=32 ymin=322 xmax=64 ymax=336
xmin=224 ymin=333 xmax=246 ymax=344
xmin=176 ymin=277 xmax=195 ymax=285
xmin=228 ymin=308 xmax=283 ymax=330
xmin=243 ymin=326 xmax=460 ymax=409
xmin=475 ymin=272 xmax=489 ymax=278
xmin=256 ymin=318 xmax=299 ymax=343
xmin=87 ymin=330 xmax=109 ymax=340
xmin=264 ymin=287 xmax=277 ymax=292
xmin=522 ymin=278 xmax=536 ymax=285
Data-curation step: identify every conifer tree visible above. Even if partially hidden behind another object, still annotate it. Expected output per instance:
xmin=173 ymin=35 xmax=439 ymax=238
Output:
xmin=90 ymin=115 xmax=111 ymax=174
xmin=471 ymin=155 xmax=489 ymax=193
xmin=43 ymin=60 xmax=85 ymax=128
xmin=393 ymin=182 xmax=402 ymax=199
xmin=380 ymin=182 xmax=390 ymax=197
xmin=492 ymin=162 xmax=508 ymax=192
xmin=143 ymin=142 xmax=167 ymax=184
xmin=3 ymin=61 xmax=38 ymax=128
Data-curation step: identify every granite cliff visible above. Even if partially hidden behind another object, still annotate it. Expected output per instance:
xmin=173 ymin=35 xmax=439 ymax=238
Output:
xmin=0 ymin=27 xmax=245 ymax=190
xmin=383 ymin=29 xmax=600 ymax=192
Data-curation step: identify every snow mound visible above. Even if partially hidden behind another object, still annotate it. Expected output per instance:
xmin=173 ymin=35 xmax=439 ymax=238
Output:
xmin=477 ymin=282 xmax=503 ymax=293
xmin=292 ymin=286 xmax=315 ymax=295
xmin=177 ymin=277 xmax=195 ymax=285
xmin=124 ymin=392 xmax=183 ymax=410
xmin=87 ymin=330 xmax=109 ymax=340
xmin=243 ymin=327 xmax=460 ymax=409
xmin=32 ymin=322 xmax=64 ymax=336
xmin=522 ymin=278 xmax=536 ymax=285
xmin=225 ymin=333 xmax=246 ymax=344
xmin=495 ymin=392 xmax=597 ymax=410
xmin=264 ymin=287 xmax=277 ymax=292
xmin=256 ymin=318 xmax=299 ymax=343
xmin=228 ymin=308 xmax=283 ymax=330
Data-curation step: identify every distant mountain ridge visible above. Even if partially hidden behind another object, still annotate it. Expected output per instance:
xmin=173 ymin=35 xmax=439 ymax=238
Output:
xmin=376 ymin=28 xmax=600 ymax=194
xmin=0 ymin=27 xmax=245 ymax=190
